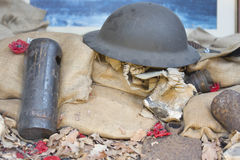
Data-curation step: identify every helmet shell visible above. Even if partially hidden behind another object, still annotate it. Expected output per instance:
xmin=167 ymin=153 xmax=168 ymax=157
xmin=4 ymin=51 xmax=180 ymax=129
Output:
xmin=83 ymin=2 xmax=200 ymax=68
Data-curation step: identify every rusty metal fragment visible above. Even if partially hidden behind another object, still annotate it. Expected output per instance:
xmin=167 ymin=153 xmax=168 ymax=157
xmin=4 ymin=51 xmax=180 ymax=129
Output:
xmin=185 ymin=70 xmax=213 ymax=93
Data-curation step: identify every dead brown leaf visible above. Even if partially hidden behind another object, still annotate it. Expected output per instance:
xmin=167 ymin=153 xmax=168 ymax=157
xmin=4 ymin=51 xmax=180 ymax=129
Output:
xmin=0 ymin=115 xmax=5 ymax=137
xmin=48 ymin=133 xmax=62 ymax=147
xmin=201 ymin=134 xmax=222 ymax=160
xmin=93 ymin=151 xmax=107 ymax=159
xmin=4 ymin=117 xmax=16 ymax=128
xmin=112 ymin=142 xmax=135 ymax=154
xmin=0 ymin=114 xmax=143 ymax=160
xmin=59 ymin=126 xmax=73 ymax=135
xmin=65 ymin=129 xmax=79 ymax=143
xmin=90 ymin=133 xmax=104 ymax=144
xmin=90 ymin=144 xmax=107 ymax=156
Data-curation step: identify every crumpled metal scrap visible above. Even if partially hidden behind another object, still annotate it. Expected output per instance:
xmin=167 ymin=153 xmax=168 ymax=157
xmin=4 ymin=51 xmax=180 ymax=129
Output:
xmin=140 ymin=68 xmax=196 ymax=122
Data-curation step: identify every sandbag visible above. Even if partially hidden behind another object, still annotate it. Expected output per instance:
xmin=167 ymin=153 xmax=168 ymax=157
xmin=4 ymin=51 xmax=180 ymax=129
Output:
xmin=92 ymin=59 xmax=150 ymax=97
xmin=188 ymin=57 xmax=240 ymax=88
xmin=187 ymin=28 xmax=240 ymax=88
xmin=182 ymin=85 xmax=240 ymax=140
xmin=0 ymin=85 xmax=156 ymax=139
xmin=55 ymin=85 xmax=157 ymax=139
xmin=0 ymin=32 xmax=94 ymax=104
xmin=0 ymin=0 xmax=48 ymax=34
xmin=188 ymin=27 xmax=240 ymax=50
xmin=0 ymin=24 xmax=14 ymax=40
xmin=0 ymin=99 xmax=20 ymax=120
xmin=187 ymin=28 xmax=217 ymax=49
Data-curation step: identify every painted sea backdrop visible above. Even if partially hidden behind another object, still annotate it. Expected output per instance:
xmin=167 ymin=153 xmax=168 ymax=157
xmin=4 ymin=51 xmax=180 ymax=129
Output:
xmin=30 ymin=0 xmax=217 ymax=29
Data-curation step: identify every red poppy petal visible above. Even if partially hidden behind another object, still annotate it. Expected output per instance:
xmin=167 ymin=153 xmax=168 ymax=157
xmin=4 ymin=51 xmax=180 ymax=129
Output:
xmin=16 ymin=152 xmax=24 ymax=159
xmin=43 ymin=156 xmax=61 ymax=160
xmin=35 ymin=140 xmax=48 ymax=154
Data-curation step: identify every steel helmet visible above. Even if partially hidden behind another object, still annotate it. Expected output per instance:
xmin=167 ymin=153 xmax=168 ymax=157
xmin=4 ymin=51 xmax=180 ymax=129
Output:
xmin=83 ymin=2 xmax=200 ymax=68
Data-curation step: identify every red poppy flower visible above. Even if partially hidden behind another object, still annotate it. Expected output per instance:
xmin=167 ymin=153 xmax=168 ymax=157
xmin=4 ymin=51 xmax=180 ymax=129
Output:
xmin=34 ymin=140 xmax=48 ymax=154
xmin=78 ymin=132 xmax=86 ymax=138
xmin=147 ymin=122 xmax=171 ymax=138
xmin=210 ymin=83 xmax=220 ymax=92
xmin=8 ymin=39 xmax=29 ymax=54
xmin=16 ymin=152 xmax=24 ymax=159
xmin=43 ymin=156 xmax=61 ymax=160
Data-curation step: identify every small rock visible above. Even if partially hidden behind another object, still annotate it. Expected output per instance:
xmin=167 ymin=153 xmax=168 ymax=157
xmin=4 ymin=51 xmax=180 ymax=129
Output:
xmin=211 ymin=89 xmax=240 ymax=132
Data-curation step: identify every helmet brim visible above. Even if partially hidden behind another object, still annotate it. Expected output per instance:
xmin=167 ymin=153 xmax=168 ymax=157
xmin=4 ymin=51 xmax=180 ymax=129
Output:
xmin=83 ymin=30 xmax=200 ymax=68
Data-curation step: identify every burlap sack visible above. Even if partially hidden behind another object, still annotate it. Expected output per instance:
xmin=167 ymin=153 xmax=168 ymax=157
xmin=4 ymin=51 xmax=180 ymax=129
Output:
xmin=0 ymin=32 xmax=94 ymax=104
xmin=187 ymin=28 xmax=217 ymax=49
xmin=188 ymin=28 xmax=240 ymax=50
xmin=92 ymin=60 xmax=149 ymax=97
xmin=0 ymin=0 xmax=48 ymax=34
xmin=182 ymin=85 xmax=240 ymax=140
xmin=0 ymin=99 xmax=20 ymax=120
xmin=0 ymin=85 xmax=157 ymax=139
xmin=58 ymin=85 xmax=157 ymax=139
xmin=0 ymin=24 xmax=14 ymax=40
xmin=188 ymin=57 xmax=240 ymax=88
xmin=187 ymin=28 xmax=240 ymax=88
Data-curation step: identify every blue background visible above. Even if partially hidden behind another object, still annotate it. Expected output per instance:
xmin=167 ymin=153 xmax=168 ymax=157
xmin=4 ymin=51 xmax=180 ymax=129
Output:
xmin=30 ymin=0 xmax=217 ymax=29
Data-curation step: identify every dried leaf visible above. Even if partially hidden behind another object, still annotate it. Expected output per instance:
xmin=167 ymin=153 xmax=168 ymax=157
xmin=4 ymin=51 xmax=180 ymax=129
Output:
xmin=105 ymin=149 xmax=119 ymax=157
xmin=1 ymin=137 xmax=16 ymax=148
xmin=0 ymin=150 xmax=17 ymax=160
xmin=0 ymin=115 xmax=143 ymax=160
xmin=59 ymin=127 xmax=73 ymax=135
xmin=0 ymin=115 xmax=5 ymax=137
xmin=61 ymin=141 xmax=80 ymax=153
xmin=94 ymin=151 xmax=107 ymax=159
xmin=90 ymin=144 xmax=107 ymax=156
xmin=81 ymin=137 xmax=94 ymax=146
xmin=65 ymin=129 xmax=79 ymax=143
xmin=4 ymin=117 xmax=16 ymax=128
xmin=112 ymin=142 xmax=135 ymax=154
xmin=202 ymin=138 xmax=222 ymax=160
xmin=48 ymin=133 xmax=62 ymax=147
xmin=77 ymin=153 xmax=89 ymax=160
xmin=90 ymin=133 xmax=104 ymax=144
xmin=47 ymin=127 xmax=83 ymax=158
xmin=55 ymin=146 xmax=72 ymax=157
